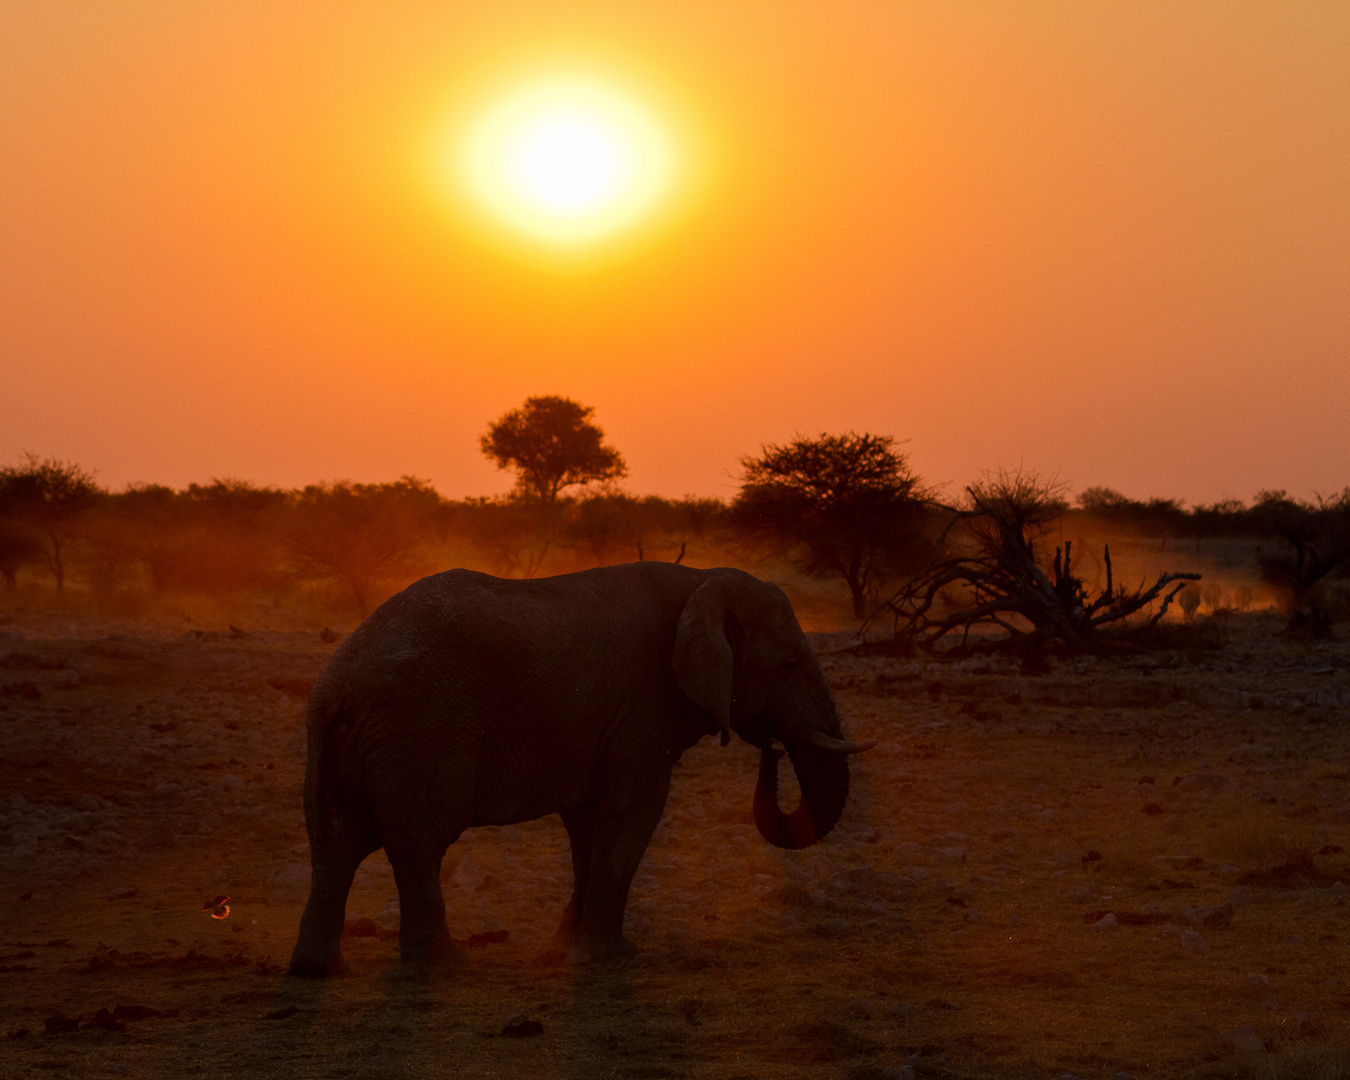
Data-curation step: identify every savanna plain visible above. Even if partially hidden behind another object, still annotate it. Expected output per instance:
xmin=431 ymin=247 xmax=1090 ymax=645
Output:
xmin=2 ymin=596 xmax=1348 ymax=1080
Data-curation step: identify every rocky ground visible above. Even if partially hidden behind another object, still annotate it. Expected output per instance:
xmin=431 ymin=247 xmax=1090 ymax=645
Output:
xmin=1 ymin=609 xmax=1348 ymax=1079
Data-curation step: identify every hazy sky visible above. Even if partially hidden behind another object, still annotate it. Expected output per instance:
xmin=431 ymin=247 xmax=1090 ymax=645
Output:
xmin=3 ymin=2 xmax=1347 ymax=504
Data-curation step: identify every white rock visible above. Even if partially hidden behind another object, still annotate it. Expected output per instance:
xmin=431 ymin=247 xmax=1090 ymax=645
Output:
xmin=1220 ymin=1026 xmax=1263 ymax=1053
xmin=448 ymin=856 xmax=489 ymax=891
xmin=269 ymin=862 xmax=308 ymax=888
xmin=1180 ymin=930 xmax=1207 ymax=954
xmin=844 ymin=996 xmax=876 ymax=1020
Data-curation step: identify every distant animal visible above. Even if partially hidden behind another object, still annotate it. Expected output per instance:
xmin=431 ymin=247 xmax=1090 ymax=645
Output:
xmin=1179 ymin=584 xmax=1202 ymax=620
xmin=288 ymin=562 xmax=872 ymax=976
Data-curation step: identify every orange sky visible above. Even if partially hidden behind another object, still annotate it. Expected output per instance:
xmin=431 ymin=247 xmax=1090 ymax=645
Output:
xmin=2 ymin=2 xmax=1347 ymax=504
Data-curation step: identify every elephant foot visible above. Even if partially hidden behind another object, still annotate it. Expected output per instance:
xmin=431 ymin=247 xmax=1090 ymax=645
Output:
xmin=397 ymin=935 xmax=469 ymax=977
xmin=549 ymin=908 xmax=580 ymax=951
xmin=287 ymin=948 xmax=349 ymax=978
xmin=567 ymin=934 xmax=638 ymax=965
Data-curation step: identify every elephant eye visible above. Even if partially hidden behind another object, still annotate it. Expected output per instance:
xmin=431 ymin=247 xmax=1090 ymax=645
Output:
xmin=779 ymin=660 xmax=797 ymax=675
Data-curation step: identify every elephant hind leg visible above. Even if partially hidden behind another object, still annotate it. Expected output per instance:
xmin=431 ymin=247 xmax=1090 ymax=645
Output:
xmin=290 ymin=812 xmax=375 ymax=977
xmin=386 ymin=842 xmax=467 ymax=973
xmin=552 ymin=801 xmax=597 ymax=949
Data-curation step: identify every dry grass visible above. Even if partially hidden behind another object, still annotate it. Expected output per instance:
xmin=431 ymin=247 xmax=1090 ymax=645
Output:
xmin=1 ymin=609 xmax=1348 ymax=1079
xmin=1209 ymin=811 xmax=1315 ymax=866
xmin=1248 ymin=1042 xmax=1350 ymax=1080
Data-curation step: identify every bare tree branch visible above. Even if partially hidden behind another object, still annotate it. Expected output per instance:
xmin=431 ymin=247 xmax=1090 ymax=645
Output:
xmin=866 ymin=469 xmax=1201 ymax=650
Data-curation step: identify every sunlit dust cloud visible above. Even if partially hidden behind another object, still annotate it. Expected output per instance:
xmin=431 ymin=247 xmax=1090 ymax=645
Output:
xmin=451 ymin=73 xmax=676 ymax=248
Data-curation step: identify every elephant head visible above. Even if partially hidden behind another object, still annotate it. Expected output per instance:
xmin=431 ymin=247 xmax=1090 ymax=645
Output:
xmin=672 ymin=571 xmax=873 ymax=850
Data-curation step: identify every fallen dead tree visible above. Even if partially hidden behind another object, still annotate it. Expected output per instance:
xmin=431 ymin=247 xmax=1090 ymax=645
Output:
xmin=868 ymin=472 xmax=1200 ymax=650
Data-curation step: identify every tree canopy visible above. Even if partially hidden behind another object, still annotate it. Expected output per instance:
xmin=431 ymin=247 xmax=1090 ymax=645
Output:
xmin=480 ymin=396 xmax=627 ymax=503
xmin=0 ymin=454 xmax=103 ymax=591
xmin=732 ymin=432 xmax=929 ymax=619
xmin=1249 ymin=488 xmax=1350 ymax=631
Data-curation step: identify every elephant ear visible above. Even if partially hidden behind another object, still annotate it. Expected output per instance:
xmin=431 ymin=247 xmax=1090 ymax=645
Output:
xmin=672 ymin=575 xmax=741 ymax=747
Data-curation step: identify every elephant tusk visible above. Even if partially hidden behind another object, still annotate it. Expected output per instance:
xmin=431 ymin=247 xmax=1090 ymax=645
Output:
xmin=807 ymin=732 xmax=876 ymax=754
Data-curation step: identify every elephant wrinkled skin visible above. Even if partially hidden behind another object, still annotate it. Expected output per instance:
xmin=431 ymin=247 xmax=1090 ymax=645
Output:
xmin=288 ymin=562 xmax=870 ymax=976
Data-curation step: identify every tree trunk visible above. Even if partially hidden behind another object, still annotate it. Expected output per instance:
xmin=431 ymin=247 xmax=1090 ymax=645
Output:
xmin=845 ymin=574 xmax=866 ymax=620
xmin=47 ymin=533 xmax=64 ymax=593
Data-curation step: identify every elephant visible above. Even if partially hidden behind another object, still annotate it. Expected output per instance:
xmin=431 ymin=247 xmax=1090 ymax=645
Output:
xmin=288 ymin=562 xmax=873 ymax=976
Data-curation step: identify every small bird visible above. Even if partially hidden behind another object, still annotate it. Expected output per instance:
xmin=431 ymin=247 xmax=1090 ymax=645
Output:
xmin=203 ymin=895 xmax=231 ymax=920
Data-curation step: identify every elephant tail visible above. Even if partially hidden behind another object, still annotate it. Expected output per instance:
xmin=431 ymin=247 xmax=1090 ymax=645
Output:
xmin=302 ymin=684 xmax=344 ymax=851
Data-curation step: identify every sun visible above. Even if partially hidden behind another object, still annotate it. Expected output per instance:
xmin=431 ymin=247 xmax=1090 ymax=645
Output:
xmin=458 ymin=75 xmax=675 ymax=248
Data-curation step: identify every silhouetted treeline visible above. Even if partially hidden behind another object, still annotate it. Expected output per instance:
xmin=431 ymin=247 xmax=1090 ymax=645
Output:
xmin=1073 ymin=486 xmax=1350 ymax=617
xmin=1076 ymin=485 xmax=1349 ymax=542
xmin=0 ymin=465 xmax=727 ymax=615
xmin=1 ymin=455 xmax=1346 ymax=622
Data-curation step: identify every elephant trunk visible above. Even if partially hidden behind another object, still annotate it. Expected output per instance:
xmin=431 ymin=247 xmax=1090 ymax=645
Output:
xmin=752 ymin=740 xmax=850 ymax=850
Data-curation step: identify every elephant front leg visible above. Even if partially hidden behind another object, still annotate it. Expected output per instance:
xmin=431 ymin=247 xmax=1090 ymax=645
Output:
xmin=570 ymin=769 xmax=670 ymax=963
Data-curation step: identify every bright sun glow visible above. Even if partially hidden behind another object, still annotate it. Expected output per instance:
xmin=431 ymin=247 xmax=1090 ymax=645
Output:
xmin=458 ymin=76 xmax=675 ymax=247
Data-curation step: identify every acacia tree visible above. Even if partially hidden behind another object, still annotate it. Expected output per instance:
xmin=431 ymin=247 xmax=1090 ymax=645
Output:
xmin=0 ymin=524 xmax=43 ymax=589
xmin=287 ymin=478 xmax=441 ymax=614
xmin=732 ymin=432 xmax=929 ymax=619
xmin=480 ymin=396 xmax=627 ymax=503
xmin=1250 ymin=488 xmax=1350 ymax=633
xmin=457 ymin=497 xmax=565 ymax=579
xmin=0 ymin=455 xmax=103 ymax=592
xmin=563 ymin=494 xmax=645 ymax=565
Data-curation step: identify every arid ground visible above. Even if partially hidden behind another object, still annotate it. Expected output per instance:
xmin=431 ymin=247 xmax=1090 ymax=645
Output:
xmin=1 ymin=610 xmax=1348 ymax=1079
